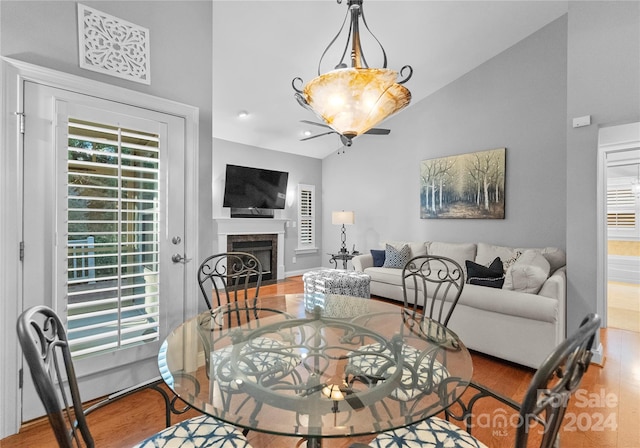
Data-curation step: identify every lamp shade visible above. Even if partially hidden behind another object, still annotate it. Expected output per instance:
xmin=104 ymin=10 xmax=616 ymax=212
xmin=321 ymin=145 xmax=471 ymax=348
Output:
xmin=332 ymin=211 xmax=355 ymax=225
xmin=301 ymin=68 xmax=411 ymax=139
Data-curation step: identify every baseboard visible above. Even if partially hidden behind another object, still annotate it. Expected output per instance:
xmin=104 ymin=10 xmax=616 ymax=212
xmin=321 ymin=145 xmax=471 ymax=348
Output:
xmin=591 ymin=342 xmax=605 ymax=367
xmin=285 ymin=267 xmax=323 ymax=277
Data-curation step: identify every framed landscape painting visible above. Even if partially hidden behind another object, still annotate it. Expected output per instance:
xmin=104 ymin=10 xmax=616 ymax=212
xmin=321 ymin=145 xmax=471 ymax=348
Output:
xmin=420 ymin=148 xmax=505 ymax=219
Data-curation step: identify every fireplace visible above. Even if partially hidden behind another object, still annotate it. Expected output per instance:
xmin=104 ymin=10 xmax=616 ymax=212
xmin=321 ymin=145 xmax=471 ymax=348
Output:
xmin=227 ymin=233 xmax=278 ymax=285
xmin=214 ymin=218 xmax=287 ymax=282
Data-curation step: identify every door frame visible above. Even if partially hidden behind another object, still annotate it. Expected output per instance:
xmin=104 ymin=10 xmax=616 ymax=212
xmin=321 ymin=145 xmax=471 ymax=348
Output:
xmin=0 ymin=57 xmax=200 ymax=437
xmin=596 ymin=122 xmax=640 ymax=327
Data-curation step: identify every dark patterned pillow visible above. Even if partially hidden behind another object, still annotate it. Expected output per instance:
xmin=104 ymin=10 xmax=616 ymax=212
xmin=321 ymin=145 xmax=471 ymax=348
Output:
xmin=371 ymin=249 xmax=386 ymax=267
xmin=466 ymin=257 xmax=505 ymax=288
xmin=382 ymin=244 xmax=411 ymax=269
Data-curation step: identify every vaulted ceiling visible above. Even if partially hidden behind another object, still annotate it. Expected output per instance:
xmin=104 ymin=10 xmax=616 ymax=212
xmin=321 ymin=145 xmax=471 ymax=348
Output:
xmin=212 ymin=1 xmax=568 ymax=159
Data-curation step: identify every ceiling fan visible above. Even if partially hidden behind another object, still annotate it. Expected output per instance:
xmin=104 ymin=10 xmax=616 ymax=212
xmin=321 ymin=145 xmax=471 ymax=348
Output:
xmin=299 ymin=120 xmax=390 ymax=147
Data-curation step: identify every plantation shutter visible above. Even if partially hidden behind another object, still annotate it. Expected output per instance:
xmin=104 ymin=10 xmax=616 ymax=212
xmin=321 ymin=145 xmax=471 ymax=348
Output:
xmin=607 ymin=187 xmax=636 ymax=230
xmin=66 ymin=118 xmax=160 ymax=358
xmin=298 ymin=184 xmax=316 ymax=249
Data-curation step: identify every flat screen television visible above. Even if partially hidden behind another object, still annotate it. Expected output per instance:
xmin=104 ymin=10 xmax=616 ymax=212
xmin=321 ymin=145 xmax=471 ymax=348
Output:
xmin=223 ymin=164 xmax=289 ymax=211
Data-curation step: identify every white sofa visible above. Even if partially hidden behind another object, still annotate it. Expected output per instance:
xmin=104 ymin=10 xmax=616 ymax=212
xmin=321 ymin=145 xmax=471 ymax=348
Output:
xmin=352 ymin=241 xmax=566 ymax=369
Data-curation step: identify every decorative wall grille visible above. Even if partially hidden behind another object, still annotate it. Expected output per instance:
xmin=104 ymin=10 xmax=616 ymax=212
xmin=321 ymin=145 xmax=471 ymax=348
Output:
xmin=77 ymin=4 xmax=151 ymax=84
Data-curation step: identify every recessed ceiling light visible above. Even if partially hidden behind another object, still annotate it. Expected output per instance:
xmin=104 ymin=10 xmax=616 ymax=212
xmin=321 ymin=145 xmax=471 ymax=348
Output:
xmin=237 ymin=110 xmax=249 ymax=118
xmin=303 ymin=130 xmax=312 ymax=137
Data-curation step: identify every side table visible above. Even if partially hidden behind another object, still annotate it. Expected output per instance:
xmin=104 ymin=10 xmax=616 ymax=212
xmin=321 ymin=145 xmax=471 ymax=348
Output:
xmin=328 ymin=252 xmax=356 ymax=270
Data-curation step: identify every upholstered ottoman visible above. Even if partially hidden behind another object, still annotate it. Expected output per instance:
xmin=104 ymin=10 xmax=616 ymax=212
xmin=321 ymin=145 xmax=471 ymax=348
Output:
xmin=302 ymin=269 xmax=371 ymax=299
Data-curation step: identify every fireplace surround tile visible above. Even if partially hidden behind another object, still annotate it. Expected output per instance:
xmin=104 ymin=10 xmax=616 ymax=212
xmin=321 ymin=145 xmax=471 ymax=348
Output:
xmin=214 ymin=218 xmax=287 ymax=281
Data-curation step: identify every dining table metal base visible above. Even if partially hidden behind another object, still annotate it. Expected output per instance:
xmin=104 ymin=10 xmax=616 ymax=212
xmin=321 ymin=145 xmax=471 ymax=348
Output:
xmin=294 ymin=436 xmax=321 ymax=448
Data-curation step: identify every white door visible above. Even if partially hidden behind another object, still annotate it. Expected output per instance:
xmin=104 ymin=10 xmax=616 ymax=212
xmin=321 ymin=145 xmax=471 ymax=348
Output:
xmin=605 ymin=150 xmax=640 ymax=332
xmin=21 ymin=81 xmax=188 ymax=421
xmin=598 ymin=122 xmax=640 ymax=334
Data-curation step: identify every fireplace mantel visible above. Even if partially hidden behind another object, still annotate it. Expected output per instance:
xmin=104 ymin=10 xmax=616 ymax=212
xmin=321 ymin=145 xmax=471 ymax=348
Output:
xmin=213 ymin=218 xmax=287 ymax=280
xmin=214 ymin=218 xmax=288 ymax=235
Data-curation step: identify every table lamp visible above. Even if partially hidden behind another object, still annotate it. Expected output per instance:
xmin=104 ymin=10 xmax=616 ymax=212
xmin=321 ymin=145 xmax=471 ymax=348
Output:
xmin=332 ymin=211 xmax=354 ymax=254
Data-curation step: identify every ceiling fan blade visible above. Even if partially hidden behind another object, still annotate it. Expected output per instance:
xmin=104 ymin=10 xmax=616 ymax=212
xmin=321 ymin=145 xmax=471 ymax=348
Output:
xmin=364 ymin=128 xmax=391 ymax=135
xmin=300 ymin=120 xmax=332 ymax=129
xmin=300 ymin=131 xmax=336 ymax=141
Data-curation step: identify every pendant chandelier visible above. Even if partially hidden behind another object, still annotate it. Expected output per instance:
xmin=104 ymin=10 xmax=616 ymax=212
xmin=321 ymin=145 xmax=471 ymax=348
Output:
xmin=292 ymin=0 xmax=413 ymax=147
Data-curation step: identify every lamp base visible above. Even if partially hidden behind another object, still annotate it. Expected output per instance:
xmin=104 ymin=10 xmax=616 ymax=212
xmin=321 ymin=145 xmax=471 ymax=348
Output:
xmin=339 ymin=224 xmax=348 ymax=254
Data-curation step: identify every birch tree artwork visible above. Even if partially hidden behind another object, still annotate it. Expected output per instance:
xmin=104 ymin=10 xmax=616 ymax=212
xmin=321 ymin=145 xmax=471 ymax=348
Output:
xmin=420 ymin=148 xmax=505 ymax=219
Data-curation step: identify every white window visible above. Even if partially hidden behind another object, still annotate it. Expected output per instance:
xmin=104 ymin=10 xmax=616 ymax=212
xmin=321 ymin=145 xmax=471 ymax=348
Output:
xmin=297 ymin=184 xmax=318 ymax=253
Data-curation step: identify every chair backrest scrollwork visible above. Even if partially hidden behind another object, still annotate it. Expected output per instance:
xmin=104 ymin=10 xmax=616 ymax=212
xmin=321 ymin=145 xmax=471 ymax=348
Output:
xmin=197 ymin=252 xmax=263 ymax=311
xmin=401 ymin=255 xmax=465 ymax=327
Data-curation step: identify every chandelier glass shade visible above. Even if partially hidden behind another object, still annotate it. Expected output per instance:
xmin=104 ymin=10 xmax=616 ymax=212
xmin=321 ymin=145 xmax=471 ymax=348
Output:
xmin=300 ymin=67 xmax=411 ymax=139
xmin=293 ymin=0 xmax=412 ymax=146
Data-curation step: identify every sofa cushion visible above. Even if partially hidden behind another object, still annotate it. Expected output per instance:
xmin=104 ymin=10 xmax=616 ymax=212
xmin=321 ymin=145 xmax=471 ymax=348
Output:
xmin=366 ymin=269 xmax=559 ymax=322
xmin=365 ymin=267 xmax=405 ymax=286
xmin=503 ymin=250 xmax=551 ymax=294
xmin=383 ymin=244 xmax=411 ymax=268
xmin=458 ymin=284 xmax=559 ymax=322
xmin=539 ymin=247 xmax=566 ymax=273
xmin=427 ymin=242 xmax=477 ymax=273
xmin=371 ymin=249 xmax=385 ymax=267
xmin=476 ymin=242 xmax=566 ymax=273
xmin=465 ymin=257 xmax=505 ymax=288
xmin=476 ymin=243 xmax=521 ymax=272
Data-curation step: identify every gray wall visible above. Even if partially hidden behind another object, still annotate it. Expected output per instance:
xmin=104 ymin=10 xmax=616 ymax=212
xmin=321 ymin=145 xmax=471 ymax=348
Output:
xmin=212 ymin=138 xmax=324 ymax=273
xmin=566 ymin=1 xmax=640 ymax=332
xmin=0 ymin=0 xmax=214 ymax=265
xmin=321 ymin=5 xmax=640 ymax=335
xmin=322 ymin=17 xmax=568 ymax=257
xmin=3 ymin=0 xmax=639 ymax=334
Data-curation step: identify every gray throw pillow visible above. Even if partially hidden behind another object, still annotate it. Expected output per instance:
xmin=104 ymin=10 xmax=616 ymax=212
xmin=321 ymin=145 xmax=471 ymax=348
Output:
xmin=383 ymin=243 xmax=411 ymax=268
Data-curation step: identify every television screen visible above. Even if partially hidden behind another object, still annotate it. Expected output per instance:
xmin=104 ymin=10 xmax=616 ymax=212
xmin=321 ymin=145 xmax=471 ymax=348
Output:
xmin=223 ymin=164 xmax=289 ymax=209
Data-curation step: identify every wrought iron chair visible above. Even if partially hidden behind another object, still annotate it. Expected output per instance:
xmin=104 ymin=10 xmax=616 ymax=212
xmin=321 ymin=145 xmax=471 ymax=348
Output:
xmin=17 ymin=305 xmax=252 ymax=448
xmin=354 ymin=313 xmax=601 ymax=448
xmin=196 ymin=252 xmax=300 ymax=415
xmin=401 ymin=254 xmax=465 ymax=327
xmin=197 ymin=252 xmax=262 ymax=311
xmin=347 ymin=255 xmax=465 ymax=399
xmin=198 ymin=252 xmax=266 ymax=378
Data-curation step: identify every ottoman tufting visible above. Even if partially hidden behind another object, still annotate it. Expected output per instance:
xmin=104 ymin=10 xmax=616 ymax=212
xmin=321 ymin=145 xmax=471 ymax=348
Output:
xmin=302 ymin=269 xmax=371 ymax=299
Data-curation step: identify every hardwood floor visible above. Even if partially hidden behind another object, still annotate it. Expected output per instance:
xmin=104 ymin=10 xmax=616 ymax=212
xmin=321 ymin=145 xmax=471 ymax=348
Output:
xmin=2 ymin=276 xmax=639 ymax=448
xmin=608 ymin=281 xmax=640 ymax=333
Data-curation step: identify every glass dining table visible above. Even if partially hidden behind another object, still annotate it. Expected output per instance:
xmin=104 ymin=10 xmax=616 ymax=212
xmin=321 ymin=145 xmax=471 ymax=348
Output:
xmin=158 ymin=293 xmax=473 ymax=447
